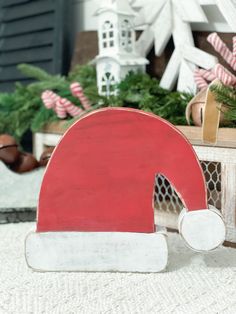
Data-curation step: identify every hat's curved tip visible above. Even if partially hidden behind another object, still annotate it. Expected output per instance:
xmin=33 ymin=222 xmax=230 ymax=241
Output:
xmin=178 ymin=206 xmax=226 ymax=252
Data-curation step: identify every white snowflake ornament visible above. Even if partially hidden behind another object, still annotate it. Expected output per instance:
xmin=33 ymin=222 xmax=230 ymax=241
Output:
xmin=133 ymin=0 xmax=221 ymax=93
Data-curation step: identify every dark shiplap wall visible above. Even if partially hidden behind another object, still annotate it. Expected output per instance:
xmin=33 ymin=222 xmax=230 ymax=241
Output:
xmin=0 ymin=0 xmax=70 ymax=91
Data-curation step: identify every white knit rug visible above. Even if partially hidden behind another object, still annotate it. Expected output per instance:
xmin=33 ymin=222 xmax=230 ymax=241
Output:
xmin=1 ymin=223 xmax=236 ymax=314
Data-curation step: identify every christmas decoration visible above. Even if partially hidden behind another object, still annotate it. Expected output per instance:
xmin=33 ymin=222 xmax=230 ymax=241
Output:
xmin=201 ymin=79 xmax=223 ymax=144
xmin=132 ymin=0 xmax=219 ymax=93
xmin=0 ymin=63 xmax=98 ymax=143
xmin=0 ymin=63 xmax=193 ymax=144
xmin=94 ymin=0 xmax=149 ymax=96
xmin=39 ymin=147 xmax=55 ymax=167
xmin=41 ymin=90 xmax=84 ymax=119
xmin=70 ymin=82 xmax=91 ymax=110
xmin=11 ymin=152 xmax=38 ymax=174
xmin=25 ymin=108 xmax=225 ymax=272
xmin=185 ymin=83 xmax=227 ymax=128
xmin=185 ymin=88 xmax=206 ymax=126
xmin=186 ymin=32 xmax=236 ymax=140
xmin=132 ymin=0 xmax=236 ymax=33
xmin=194 ymin=33 xmax=236 ymax=89
xmin=132 ymin=0 xmax=236 ymax=92
xmin=0 ymin=58 xmax=216 ymax=146
xmin=0 ymin=133 xmax=52 ymax=173
xmin=211 ymin=83 xmax=236 ymax=123
xmin=0 ymin=134 xmax=19 ymax=164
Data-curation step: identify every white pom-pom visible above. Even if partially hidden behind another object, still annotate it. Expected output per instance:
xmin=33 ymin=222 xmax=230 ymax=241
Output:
xmin=178 ymin=206 xmax=226 ymax=251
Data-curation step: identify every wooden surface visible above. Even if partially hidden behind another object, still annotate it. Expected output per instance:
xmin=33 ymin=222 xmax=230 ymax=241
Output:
xmin=157 ymin=144 xmax=236 ymax=244
xmin=177 ymin=126 xmax=236 ymax=148
xmin=221 ymin=163 xmax=236 ymax=243
xmin=33 ymin=133 xmax=61 ymax=160
xmin=40 ymin=121 xmax=236 ymax=148
xmin=41 ymin=120 xmax=69 ymax=134
xmin=37 ymin=108 xmax=208 ymax=233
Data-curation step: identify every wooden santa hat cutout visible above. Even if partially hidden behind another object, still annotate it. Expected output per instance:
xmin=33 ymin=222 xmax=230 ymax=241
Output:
xmin=25 ymin=108 xmax=225 ymax=272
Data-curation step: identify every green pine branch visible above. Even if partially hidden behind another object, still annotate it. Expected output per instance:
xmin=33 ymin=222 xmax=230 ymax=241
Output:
xmin=0 ymin=64 xmax=194 ymax=144
xmin=210 ymin=83 xmax=236 ymax=122
xmin=17 ymin=64 xmax=53 ymax=81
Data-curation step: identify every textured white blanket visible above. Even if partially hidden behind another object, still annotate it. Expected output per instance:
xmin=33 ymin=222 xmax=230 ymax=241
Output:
xmin=0 ymin=223 xmax=236 ymax=314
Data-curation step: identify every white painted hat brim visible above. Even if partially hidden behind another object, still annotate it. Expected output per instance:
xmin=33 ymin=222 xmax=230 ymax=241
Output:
xmin=25 ymin=226 xmax=168 ymax=273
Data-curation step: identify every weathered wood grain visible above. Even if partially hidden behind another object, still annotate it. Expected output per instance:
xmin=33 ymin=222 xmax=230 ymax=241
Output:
xmin=37 ymin=108 xmax=208 ymax=233
xmin=25 ymin=227 xmax=168 ymax=272
xmin=177 ymin=126 xmax=236 ymax=149
xmin=221 ymin=163 xmax=236 ymax=243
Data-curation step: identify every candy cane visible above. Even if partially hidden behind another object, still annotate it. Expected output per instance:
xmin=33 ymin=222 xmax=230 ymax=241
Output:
xmin=41 ymin=90 xmax=60 ymax=109
xmin=41 ymin=90 xmax=66 ymax=118
xmin=41 ymin=90 xmax=84 ymax=119
xmin=194 ymin=68 xmax=216 ymax=90
xmin=214 ymin=64 xmax=236 ymax=86
xmin=55 ymin=98 xmax=67 ymax=119
xmin=207 ymin=33 xmax=236 ymax=71
xmin=198 ymin=69 xmax=216 ymax=81
xmin=58 ymin=98 xmax=84 ymax=118
xmin=233 ymin=36 xmax=236 ymax=57
xmin=70 ymin=82 xmax=91 ymax=110
xmin=194 ymin=70 xmax=208 ymax=90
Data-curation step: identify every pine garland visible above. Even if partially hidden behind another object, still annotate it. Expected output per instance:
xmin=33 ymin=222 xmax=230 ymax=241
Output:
xmin=0 ymin=64 xmax=193 ymax=144
xmin=116 ymin=72 xmax=192 ymax=125
xmin=210 ymin=84 xmax=236 ymax=122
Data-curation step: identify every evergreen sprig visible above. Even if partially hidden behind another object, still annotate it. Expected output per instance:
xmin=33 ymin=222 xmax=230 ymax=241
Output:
xmin=210 ymin=83 xmax=236 ymax=122
xmin=115 ymin=72 xmax=192 ymax=125
xmin=0 ymin=64 xmax=193 ymax=144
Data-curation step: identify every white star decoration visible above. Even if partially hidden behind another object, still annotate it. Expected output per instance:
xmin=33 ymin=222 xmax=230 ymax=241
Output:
xmin=130 ymin=0 xmax=236 ymax=93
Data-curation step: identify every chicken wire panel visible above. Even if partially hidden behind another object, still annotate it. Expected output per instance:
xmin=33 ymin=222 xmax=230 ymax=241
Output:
xmin=154 ymin=161 xmax=222 ymax=215
xmin=201 ymin=161 xmax=221 ymax=210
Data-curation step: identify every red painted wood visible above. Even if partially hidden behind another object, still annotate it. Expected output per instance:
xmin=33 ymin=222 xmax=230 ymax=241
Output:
xmin=37 ymin=108 xmax=208 ymax=233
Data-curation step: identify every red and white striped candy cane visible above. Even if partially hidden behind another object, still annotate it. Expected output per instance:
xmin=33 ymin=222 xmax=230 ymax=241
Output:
xmin=194 ymin=68 xmax=216 ymax=90
xmin=55 ymin=98 xmax=67 ymax=119
xmin=41 ymin=90 xmax=84 ymax=119
xmin=42 ymin=90 xmax=67 ymax=118
xmin=233 ymin=36 xmax=236 ymax=57
xmin=41 ymin=90 xmax=60 ymax=109
xmin=207 ymin=33 xmax=236 ymax=71
xmin=214 ymin=64 xmax=236 ymax=86
xmin=70 ymin=82 xmax=91 ymax=110
xmin=198 ymin=68 xmax=216 ymax=81
xmin=57 ymin=98 xmax=84 ymax=118
xmin=194 ymin=70 xmax=208 ymax=90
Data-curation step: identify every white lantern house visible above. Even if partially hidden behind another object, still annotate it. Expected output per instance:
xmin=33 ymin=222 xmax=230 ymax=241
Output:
xmin=94 ymin=0 xmax=149 ymax=96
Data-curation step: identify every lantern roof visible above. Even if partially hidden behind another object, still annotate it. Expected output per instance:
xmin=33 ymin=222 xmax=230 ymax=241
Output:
xmin=95 ymin=0 xmax=136 ymax=16
xmin=94 ymin=53 xmax=149 ymax=66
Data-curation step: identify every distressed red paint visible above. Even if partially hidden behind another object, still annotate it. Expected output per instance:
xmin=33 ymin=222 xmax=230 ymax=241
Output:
xmin=37 ymin=108 xmax=207 ymax=233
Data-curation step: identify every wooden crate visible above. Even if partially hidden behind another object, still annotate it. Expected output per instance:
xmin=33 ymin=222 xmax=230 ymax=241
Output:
xmin=33 ymin=121 xmax=67 ymax=160
xmin=33 ymin=123 xmax=236 ymax=244
xmin=156 ymin=126 xmax=236 ymax=244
